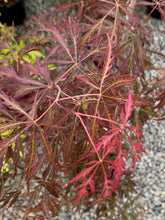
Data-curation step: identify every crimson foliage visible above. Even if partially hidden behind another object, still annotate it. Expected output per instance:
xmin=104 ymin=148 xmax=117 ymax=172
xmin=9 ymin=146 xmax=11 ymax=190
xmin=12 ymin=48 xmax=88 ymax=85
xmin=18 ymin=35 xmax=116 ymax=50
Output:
xmin=0 ymin=0 xmax=164 ymax=219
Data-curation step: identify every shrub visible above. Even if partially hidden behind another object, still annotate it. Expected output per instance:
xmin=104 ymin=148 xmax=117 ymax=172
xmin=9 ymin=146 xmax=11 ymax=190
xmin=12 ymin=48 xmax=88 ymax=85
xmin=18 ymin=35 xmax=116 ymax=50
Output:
xmin=0 ymin=0 xmax=164 ymax=219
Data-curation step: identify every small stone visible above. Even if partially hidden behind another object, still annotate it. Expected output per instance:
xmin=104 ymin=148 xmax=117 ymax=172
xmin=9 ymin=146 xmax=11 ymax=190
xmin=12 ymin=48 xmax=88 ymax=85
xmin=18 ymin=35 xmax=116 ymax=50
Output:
xmin=63 ymin=216 xmax=71 ymax=220
xmin=152 ymin=184 xmax=157 ymax=190
xmin=154 ymin=200 xmax=162 ymax=207
xmin=149 ymin=126 xmax=156 ymax=134
xmin=143 ymin=191 xmax=151 ymax=198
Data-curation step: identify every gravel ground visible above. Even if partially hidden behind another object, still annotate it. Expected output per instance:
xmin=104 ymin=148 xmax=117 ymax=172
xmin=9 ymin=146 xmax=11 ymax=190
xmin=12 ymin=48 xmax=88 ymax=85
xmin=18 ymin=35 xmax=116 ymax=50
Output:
xmin=3 ymin=1 xmax=165 ymax=219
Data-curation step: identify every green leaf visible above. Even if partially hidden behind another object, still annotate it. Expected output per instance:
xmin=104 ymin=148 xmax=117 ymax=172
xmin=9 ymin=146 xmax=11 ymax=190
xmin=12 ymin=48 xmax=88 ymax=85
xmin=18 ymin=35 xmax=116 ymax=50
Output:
xmin=140 ymin=108 xmax=158 ymax=117
xmin=0 ymin=49 xmax=11 ymax=55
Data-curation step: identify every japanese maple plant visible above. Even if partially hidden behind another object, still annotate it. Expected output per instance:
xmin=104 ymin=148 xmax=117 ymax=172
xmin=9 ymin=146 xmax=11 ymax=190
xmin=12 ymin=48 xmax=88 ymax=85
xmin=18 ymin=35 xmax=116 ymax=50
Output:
xmin=0 ymin=0 xmax=165 ymax=219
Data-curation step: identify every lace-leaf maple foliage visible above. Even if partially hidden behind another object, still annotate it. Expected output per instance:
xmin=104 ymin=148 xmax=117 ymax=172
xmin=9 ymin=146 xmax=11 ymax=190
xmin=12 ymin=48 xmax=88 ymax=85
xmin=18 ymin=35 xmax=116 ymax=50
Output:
xmin=0 ymin=0 xmax=164 ymax=219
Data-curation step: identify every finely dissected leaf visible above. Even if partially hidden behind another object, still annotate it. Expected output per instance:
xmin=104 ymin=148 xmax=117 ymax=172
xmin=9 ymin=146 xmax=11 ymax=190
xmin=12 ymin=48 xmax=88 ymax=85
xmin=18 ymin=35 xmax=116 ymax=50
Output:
xmin=24 ymin=204 xmax=42 ymax=216
xmin=29 ymin=91 xmax=38 ymax=120
xmin=0 ymin=121 xmax=27 ymax=133
xmin=42 ymin=196 xmax=51 ymax=220
xmin=77 ymin=12 xmax=109 ymax=48
xmin=46 ymin=59 xmax=73 ymax=65
xmin=39 ymin=27 xmax=74 ymax=62
xmin=52 ymin=2 xmax=80 ymax=13
xmin=120 ymin=108 xmax=125 ymax=126
xmin=103 ymin=75 xmax=136 ymax=94
xmin=95 ymin=128 xmax=119 ymax=160
xmin=0 ymin=191 xmax=18 ymax=208
xmin=0 ymin=92 xmax=32 ymax=120
xmin=25 ymin=125 xmax=38 ymax=192
xmin=63 ymin=116 xmax=78 ymax=164
xmin=23 ymin=186 xmax=41 ymax=220
xmin=74 ymin=75 xmax=99 ymax=89
xmin=32 ymin=154 xmax=46 ymax=178
xmin=68 ymin=162 xmax=98 ymax=184
xmin=0 ymin=65 xmax=46 ymax=88
xmin=0 ymin=126 xmax=29 ymax=151
xmin=28 ymin=90 xmax=46 ymax=120
xmin=22 ymin=60 xmax=42 ymax=78
xmin=102 ymin=33 xmax=113 ymax=79
xmin=38 ymin=126 xmax=67 ymax=173
xmin=140 ymin=108 xmax=159 ymax=118
xmin=72 ymin=176 xmax=96 ymax=204
xmin=35 ymin=57 xmax=51 ymax=84
xmin=46 ymin=45 xmax=60 ymax=60
xmin=111 ymin=142 xmax=127 ymax=183
xmin=124 ymin=89 xmax=133 ymax=125
xmin=6 ymin=189 xmax=21 ymax=208
xmin=68 ymin=16 xmax=78 ymax=60
xmin=43 ymin=182 xmax=59 ymax=198
xmin=124 ymin=125 xmax=145 ymax=168
xmin=132 ymin=143 xmax=145 ymax=167
xmin=120 ymin=88 xmax=133 ymax=126
xmin=69 ymin=107 xmax=144 ymax=203
xmin=93 ymin=175 xmax=117 ymax=205
xmin=24 ymin=196 xmax=59 ymax=218
xmin=0 ymin=103 xmax=15 ymax=120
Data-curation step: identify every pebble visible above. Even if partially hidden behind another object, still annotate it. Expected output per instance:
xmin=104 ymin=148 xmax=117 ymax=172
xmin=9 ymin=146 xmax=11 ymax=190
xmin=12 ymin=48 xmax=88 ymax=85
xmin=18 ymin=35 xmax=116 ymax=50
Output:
xmin=154 ymin=200 xmax=162 ymax=207
xmin=149 ymin=126 xmax=156 ymax=134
